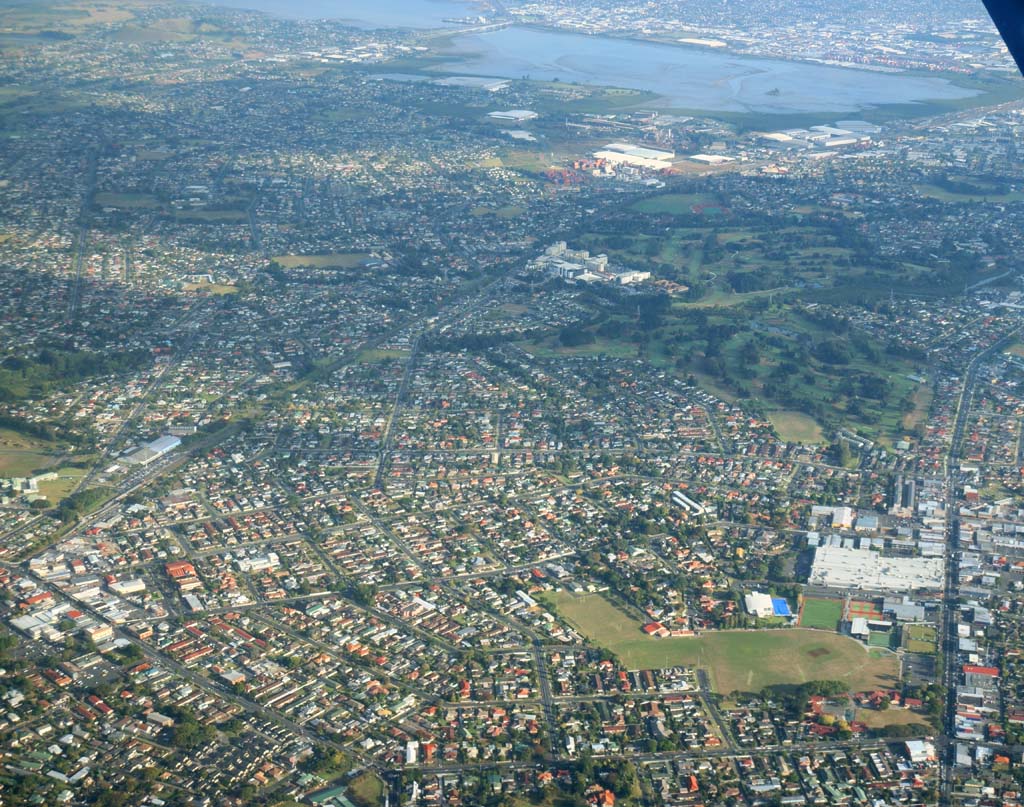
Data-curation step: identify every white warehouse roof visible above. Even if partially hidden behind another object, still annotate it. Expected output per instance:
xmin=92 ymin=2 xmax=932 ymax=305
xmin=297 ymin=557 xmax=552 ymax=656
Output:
xmin=808 ymin=546 xmax=944 ymax=592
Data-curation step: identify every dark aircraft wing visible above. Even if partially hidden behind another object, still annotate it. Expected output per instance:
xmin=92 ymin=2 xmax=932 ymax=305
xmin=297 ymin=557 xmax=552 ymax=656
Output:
xmin=982 ymin=0 xmax=1024 ymax=75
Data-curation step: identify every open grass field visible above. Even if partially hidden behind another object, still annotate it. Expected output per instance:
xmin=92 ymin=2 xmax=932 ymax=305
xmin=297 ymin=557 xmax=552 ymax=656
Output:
xmin=274 ymin=253 xmax=370 ymax=269
xmin=904 ymin=624 xmax=937 ymax=655
xmin=675 ymin=288 xmax=792 ymax=308
xmin=182 ymin=281 xmax=238 ymax=295
xmin=112 ymin=14 xmax=242 ymax=43
xmin=1006 ymin=342 xmax=1024 ymax=358
xmin=0 ymin=428 xmax=49 ymax=452
xmin=0 ymin=430 xmax=57 ymax=477
xmin=471 ymin=205 xmax=525 ymax=219
xmin=321 ymin=107 xmax=377 ymax=122
xmin=548 ymin=592 xmax=898 ymax=693
xmin=497 ymin=303 xmax=529 ymax=315
xmin=0 ymin=451 xmax=53 ymax=478
xmin=36 ymin=467 xmax=85 ymax=503
xmin=174 ymin=209 xmax=248 ymax=222
xmin=347 ymin=771 xmax=385 ymax=807
xmin=768 ymin=410 xmax=824 ymax=444
xmin=688 ymin=370 xmax=738 ymax=403
xmin=868 ymin=630 xmax=893 ymax=649
xmin=545 ymin=590 xmax=646 ymax=647
xmin=0 ymin=0 xmax=137 ymax=34
xmin=507 ymin=793 xmax=607 ymax=807
xmin=799 ymin=597 xmax=844 ymax=631
xmin=484 ymin=304 xmax=529 ymax=322
xmin=915 ymin=183 xmax=1024 ymax=204
xmin=95 ymin=191 xmax=160 ymax=209
xmin=631 ymin=193 xmax=719 ymax=215
xmin=905 ymin=624 xmax=937 ymax=642
xmin=903 ymin=384 xmax=933 ymax=431
xmin=357 ymin=348 xmax=410 ymax=363
xmin=519 ymin=337 xmax=637 ymax=360
xmin=854 ymin=707 xmax=931 ymax=731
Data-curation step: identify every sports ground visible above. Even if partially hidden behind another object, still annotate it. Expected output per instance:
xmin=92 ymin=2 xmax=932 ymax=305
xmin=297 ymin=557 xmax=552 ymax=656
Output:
xmin=549 ymin=592 xmax=899 ymax=694
xmin=848 ymin=599 xmax=885 ymax=621
xmin=798 ymin=597 xmax=844 ymax=630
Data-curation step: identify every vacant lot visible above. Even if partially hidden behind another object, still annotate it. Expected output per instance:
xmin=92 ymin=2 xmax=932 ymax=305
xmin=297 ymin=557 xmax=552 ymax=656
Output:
xmin=347 ymin=771 xmax=385 ymax=807
xmin=799 ymin=597 xmax=844 ymax=631
xmin=769 ymin=410 xmax=824 ymax=444
xmin=274 ymin=253 xmax=370 ymax=269
xmin=855 ymin=707 xmax=931 ymax=731
xmin=549 ymin=592 xmax=898 ymax=694
xmin=902 ymin=384 xmax=933 ymax=431
xmin=904 ymin=624 xmax=937 ymax=655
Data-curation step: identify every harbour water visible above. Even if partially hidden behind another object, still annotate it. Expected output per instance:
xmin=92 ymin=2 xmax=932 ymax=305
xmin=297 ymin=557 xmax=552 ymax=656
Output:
xmin=435 ymin=26 xmax=979 ymax=114
xmin=204 ymin=0 xmax=978 ymax=115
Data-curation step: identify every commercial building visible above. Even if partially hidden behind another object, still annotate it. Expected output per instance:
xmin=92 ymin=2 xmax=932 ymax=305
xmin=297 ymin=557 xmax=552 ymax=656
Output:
xmin=905 ymin=739 xmax=937 ymax=764
xmin=808 ymin=545 xmax=944 ymax=592
xmin=109 ymin=578 xmax=146 ymax=596
xmin=744 ymin=591 xmax=774 ymax=618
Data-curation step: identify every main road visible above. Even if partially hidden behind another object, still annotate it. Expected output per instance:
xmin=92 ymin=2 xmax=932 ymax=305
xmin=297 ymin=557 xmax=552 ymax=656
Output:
xmin=938 ymin=326 xmax=1020 ymax=802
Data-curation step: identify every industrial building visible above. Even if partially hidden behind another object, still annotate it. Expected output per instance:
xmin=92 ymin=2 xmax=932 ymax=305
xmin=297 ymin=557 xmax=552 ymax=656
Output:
xmin=124 ymin=434 xmax=181 ymax=466
xmin=808 ymin=545 xmax=944 ymax=592
xmin=688 ymin=154 xmax=736 ymax=165
xmin=593 ymin=142 xmax=675 ymax=170
xmin=488 ymin=109 xmax=538 ymax=122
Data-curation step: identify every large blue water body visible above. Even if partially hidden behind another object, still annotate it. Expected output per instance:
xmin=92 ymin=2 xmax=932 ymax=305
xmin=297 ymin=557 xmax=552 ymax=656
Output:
xmin=204 ymin=0 xmax=978 ymax=114
xmin=436 ymin=26 xmax=979 ymax=114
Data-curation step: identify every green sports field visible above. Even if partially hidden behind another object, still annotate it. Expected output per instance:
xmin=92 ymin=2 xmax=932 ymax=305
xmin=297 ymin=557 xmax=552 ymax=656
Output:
xmin=868 ymin=630 xmax=893 ymax=649
xmin=799 ymin=597 xmax=844 ymax=631
xmin=768 ymin=411 xmax=825 ymax=444
xmin=548 ymin=592 xmax=898 ymax=694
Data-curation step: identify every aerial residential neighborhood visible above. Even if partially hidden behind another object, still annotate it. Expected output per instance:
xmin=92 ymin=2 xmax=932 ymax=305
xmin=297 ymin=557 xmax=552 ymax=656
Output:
xmin=0 ymin=0 xmax=1024 ymax=806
